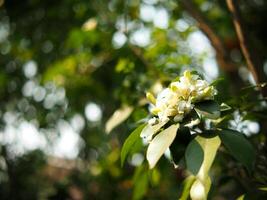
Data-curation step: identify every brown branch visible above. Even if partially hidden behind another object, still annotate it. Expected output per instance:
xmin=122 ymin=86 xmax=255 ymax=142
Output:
xmin=180 ymin=0 xmax=237 ymax=72
xmin=226 ymin=0 xmax=267 ymax=96
xmin=0 ymin=0 xmax=4 ymax=7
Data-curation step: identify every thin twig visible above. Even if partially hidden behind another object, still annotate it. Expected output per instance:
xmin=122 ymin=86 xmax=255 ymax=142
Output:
xmin=226 ymin=0 xmax=267 ymax=96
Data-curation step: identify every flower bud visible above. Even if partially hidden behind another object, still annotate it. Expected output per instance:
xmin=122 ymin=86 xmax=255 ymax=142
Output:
xmin=146 ymin=92 xmax=156 ymax=105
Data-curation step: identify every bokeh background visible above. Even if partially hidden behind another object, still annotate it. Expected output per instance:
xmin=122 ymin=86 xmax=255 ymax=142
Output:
xmin=0 ymin=0 xmax=267 ymax=199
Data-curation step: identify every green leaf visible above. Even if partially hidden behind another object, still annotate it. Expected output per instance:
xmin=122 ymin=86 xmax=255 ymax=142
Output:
xmin=179 ymin=175 xmax=195 ymax=200
xmin=170 ymin=127 xmax=191 ymax=165
xmin=187 ymin=135 xmax=221 ymax=200
xmin=105 ymin=105 xmax=133 ymax=134
xmin=133 ymin=172 xmax=148 ymax=200
xmin=219 ymin=129 xmax=255 ymax=172
xmin=149 ymin=168 xmax=161 ymax=186
xmin=194 ymin=100 xmax=220 ymax=119
xmin=121 ymin=124 xmax=146 ymax=166
xmin=195 ymin=135 xmax=221 ymax=180
xmin=185 ymin=138 xmax=204 ymax=175
xmin=210 ymin=77 xmax=224 ymax=86
xmin=133 ymin=164 xmax=148 ymax=200
xmin=146 ymin=124 xmax=179 ymax=169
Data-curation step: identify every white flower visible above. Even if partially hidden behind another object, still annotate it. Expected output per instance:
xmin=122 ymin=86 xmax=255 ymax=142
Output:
xmin=147 ymin=70 xmax=216 ymax=124
xmin=148 ymin=117 xmax=158 ymax=125
xmin=143 ymin=70 xmax=217 ymax=168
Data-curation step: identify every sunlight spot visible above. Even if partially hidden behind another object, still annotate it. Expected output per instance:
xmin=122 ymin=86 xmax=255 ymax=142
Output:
xmin=130 ymin=28 xmax=150 ymax=47
xmin=203 ymin=57 xmax=219 ymax=80
xmin=153 ymin=8 xmax=169 ymax=29
xmin=176 ymin=19 xmax=189 ymax=32
xmin=71 ymin=114 xmax=85 ymax=132
xmin=1 ymin=121 xmax=46 ymax=155
xmin=140 ymin=4 xmax=156 ymax=22
xmin=53 ymin=120 xmax=81 ymax=159
xmin=85 ymin=102 xmax=102 ymax=122
xmin=44 ymin=94 xmax=56 ymax=109
xmin=18 ymin=121 xmax=46 ymax=151
xmin=3 ymin=111 xmax=18 ymax=125
xmin=33 ymin=86 xmax=46 ymax=102
xmin=22 ymin=80 xmax=36 ymax=97
xmin=188 ymin=31 xmax=215 ymax=55
xmin=112 ymin=31 xmax=127 ymax=48
xmin=200 ymin=2 xmax=213 ymax=11
xmin=23 ymin=60 xmax=38 ymax=78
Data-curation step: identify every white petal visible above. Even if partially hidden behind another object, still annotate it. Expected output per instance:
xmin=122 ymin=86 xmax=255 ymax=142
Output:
xmin=146 ymin=124 xmax=179 ymax=169
xmin=184 ymin=118 xmax=200 ymax=128
xmin=140 ymin=120 xmax=167 ymax=142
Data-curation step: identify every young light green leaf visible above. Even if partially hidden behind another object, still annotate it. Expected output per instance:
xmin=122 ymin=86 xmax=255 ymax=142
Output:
xmin=219 ymin=129 xmax=255 ymax=172
xmin=196 ymin=135 xmax=221 ymax=180
xmin=147 ymin=124 xmax=179 ymax=169
xmin=187 ymin=135 xmax=220 ymax=200
xmin=121 ymin=124 xmax=146 ymax=166
xmin=194 ymin=100 xmax=220 ymax=119
xmin=105 ymin=105 xmax=133 ymax=134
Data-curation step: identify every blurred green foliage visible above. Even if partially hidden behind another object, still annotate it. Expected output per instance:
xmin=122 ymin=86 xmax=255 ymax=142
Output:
xmin=0 ymin=0 xmax=267 ymax=199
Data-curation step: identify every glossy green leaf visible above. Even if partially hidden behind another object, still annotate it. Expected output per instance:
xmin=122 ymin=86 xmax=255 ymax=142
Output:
xmin=121 ymin=124 xmax=146 ymax=166
xmin=170 ymin=127 xmax=191 ymax=165
xmin=194 ymin=100 xmax=220 ymax=119
xmin=219 ymin=129 xmax=255 ymax=172
xmin=185 ymin=138 xmax=204 ymax=175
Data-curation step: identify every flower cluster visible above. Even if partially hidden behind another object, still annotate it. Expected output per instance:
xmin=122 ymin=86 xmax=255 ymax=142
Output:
xmin=141 ymin=70 xmax=217 ymax=169
xmin=147 ymin=70 xmax=217 ymax=125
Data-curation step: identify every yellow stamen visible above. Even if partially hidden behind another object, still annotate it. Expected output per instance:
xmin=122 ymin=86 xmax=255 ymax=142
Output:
xmin=146 ymin=92 xmax=156 ymax=105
